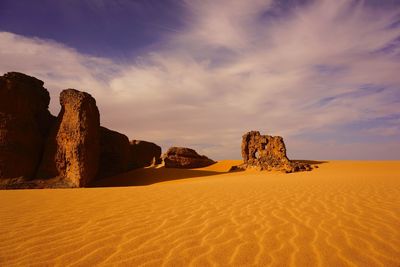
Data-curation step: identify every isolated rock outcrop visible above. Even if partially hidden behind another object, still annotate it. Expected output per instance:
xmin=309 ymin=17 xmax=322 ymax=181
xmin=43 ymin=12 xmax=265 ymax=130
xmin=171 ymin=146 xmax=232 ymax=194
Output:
xmin=99 ymin=127 xmax=132 ymax=178
xmin=130 ymin=140 xmax=162 ymax=168
xmin=37 ymin=89 xmax=100 ymax=187
xmin=163 ymin=147 xmax=215 ymax=168
xmin=236 ymin=131 xmax=311 ymax=173
xmin=0 ymin=72 xmax=54 ymax=180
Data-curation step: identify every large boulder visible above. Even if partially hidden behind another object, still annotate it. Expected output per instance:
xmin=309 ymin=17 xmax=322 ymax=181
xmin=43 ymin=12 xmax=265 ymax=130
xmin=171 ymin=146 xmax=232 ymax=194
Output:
xmin=99 ymin=127 xmax=132 ymax=178
xmin=0 ymin=72 xmax=54 ymax=180
xmin=163 ymin=147 xmax=215 ymax=168
xmin=37 ymin=89 xmax=100 ymax=187
xmin=130 ymin=140 xmax=161 ymax=168
xmin=0 ymin=71 xmax=155 ymax=189
xmin=237 ymin=131 xmax=311 ymax=173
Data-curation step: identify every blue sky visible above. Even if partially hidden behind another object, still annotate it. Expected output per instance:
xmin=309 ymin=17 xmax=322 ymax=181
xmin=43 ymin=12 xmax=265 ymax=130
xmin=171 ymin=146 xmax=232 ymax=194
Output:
xmin=1 ymin=0 xmax=399 ymax=159
xmin=0 ymin=0 xmax=185 ymax=57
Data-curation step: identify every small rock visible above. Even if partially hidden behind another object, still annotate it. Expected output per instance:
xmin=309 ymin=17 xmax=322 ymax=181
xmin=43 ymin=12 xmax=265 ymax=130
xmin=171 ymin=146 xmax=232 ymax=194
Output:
xmin=163 ymin=147 xmax=215 ymax=168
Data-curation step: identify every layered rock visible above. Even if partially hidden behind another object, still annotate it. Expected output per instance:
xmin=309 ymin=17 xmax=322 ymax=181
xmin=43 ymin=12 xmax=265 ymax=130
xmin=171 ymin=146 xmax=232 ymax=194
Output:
xmin=236 ymin=131 xmax=311 ymax=173
xmin=99 ymin=127 xmax=132 ymax=178
xmin=130 ymin=140 xmax=162 ymax=168
xmin=163 ymin=147 xmax=215 ymax=168
xmin=37 ymin=89 xmax=100 ymax=187
xmin=0 ymin=72 xmax=54 ymax=180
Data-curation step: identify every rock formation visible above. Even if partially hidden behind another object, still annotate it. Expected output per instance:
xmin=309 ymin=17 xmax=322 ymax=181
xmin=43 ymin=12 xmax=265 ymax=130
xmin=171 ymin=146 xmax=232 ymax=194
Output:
xmin=163 ymin=147 xmax=215 ymax=168
xmin=236 ymin=131 xmax=311 ymax=173
xmin=0 ymin=71 xmax=173 ymax=189
xmin=99 ymin=127 xmax=132 ymax=178
xmin=37 ymin=89 xmax=100 ymax=187
xmin=0 ymin=72 xmax=54 ymax=180
xmin=0 ymin=71 xmax=314 ymax=188
xmin=130 ymin=140 xmax=162 ymax=168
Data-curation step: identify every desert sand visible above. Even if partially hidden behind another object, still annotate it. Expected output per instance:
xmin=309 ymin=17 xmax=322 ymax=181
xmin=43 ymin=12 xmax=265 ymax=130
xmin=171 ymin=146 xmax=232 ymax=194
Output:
xmin=0 ymin=160 xmax=399 ymax=266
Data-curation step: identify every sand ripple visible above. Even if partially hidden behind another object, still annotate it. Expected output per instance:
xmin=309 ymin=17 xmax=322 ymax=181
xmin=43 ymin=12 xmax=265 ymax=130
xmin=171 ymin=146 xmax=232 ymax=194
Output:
xmin=0 ymin=161 xmax=399 ymax=266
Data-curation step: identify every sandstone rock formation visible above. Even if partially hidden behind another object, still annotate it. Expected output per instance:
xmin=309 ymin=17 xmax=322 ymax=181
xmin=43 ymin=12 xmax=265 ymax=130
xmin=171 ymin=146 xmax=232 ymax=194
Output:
xmin=236 ymin=131 xmax=311 ymax=173
xmin=0 ymin=71 xmax=173 ymax=189
xmin=130 ymin=140 xmax=162 ymax=168
xmin=0 ymin=71 xmax=311 ymax=189
xmin=37 ymin=89 xmax=100 ymax=187
xmin=0 ymin=72 xmax=54 ymax=180
xmin=163 ymin=147 xmax=215 ymax=168
xmin=99 ymin=127 xmax=132 ymax=178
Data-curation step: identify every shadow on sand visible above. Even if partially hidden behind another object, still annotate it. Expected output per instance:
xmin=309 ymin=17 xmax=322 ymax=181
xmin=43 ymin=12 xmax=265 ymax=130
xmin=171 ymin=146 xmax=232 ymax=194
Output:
xmin=293 ymin=160 xmax=328 ymax=165
xmin=90 ymin=166 xmax=229 ymax=187
xmin=90 ymin=160 xmax=326 ymax=188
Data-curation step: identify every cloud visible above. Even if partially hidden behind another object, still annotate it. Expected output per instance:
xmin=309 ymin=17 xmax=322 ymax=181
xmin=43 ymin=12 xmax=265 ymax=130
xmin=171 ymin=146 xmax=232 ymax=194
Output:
xmin=0 ymin=32 xmax=119 ymax=110
xmin=1 ymin=0 xmax=399 ymax=159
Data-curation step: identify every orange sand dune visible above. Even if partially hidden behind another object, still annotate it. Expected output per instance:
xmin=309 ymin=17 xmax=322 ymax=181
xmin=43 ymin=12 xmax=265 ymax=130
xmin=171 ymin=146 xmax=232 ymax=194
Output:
xmin=0 ymin=160 xmax=399 ymax=266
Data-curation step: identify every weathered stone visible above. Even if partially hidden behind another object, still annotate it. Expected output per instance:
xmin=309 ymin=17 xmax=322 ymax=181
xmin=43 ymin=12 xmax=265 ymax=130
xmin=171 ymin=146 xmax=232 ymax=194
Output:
xmin=130 ymin=140 xmax=162 ymax=168
xmin=0 ymin=72 xmax=54 ymax=180
xmin=99 ymin=127 xmax=132 ymax=178
xmin=237 ymin=131 xmax=311 ymax=173
xmin=163 ymin=147 xmax=215 ymax=168
xmin=37 ymin=89 xmax=100 ymax=187
xmin=228 ymin=165 xmax=241 ymax=172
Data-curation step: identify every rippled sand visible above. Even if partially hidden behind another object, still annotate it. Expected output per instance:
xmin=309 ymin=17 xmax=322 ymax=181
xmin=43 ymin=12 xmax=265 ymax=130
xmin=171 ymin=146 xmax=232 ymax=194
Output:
xmin=0 ymin=161 xmax=399 ymax=266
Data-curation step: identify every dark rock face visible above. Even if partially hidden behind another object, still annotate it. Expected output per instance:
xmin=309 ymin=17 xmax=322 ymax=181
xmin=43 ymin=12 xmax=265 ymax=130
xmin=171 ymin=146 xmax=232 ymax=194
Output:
xmin=163 ymin=147 xmax=215 ymax=168
xmin=99 ymin=127 xmax=132 ymax=178
xmin=0 ymin=72 xmax=54 ymax=180
xmin=0 ymin=71 xmax=164 ymax=189
xmin=238 ymin=131 xmax=311 ymax=173
xmin=130 ymin=140 xmax=162 ymax=168
xmin=37 ymin=89 xmax=100 ymax=187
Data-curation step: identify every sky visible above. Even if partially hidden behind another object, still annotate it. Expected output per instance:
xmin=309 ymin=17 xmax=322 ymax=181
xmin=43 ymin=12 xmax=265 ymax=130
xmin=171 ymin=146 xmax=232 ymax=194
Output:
xmin=0 ymin=0 xmax=399 ymax=160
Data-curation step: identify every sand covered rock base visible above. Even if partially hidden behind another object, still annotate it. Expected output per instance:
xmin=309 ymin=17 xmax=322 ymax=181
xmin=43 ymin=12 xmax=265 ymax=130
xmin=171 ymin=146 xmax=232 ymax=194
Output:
xmin=0 ymin=161 xmax=399 ymax=266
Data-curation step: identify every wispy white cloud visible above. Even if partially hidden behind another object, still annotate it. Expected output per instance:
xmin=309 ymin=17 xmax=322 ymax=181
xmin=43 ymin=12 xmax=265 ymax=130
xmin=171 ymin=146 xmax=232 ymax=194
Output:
xmin=1 ymin=0 xmax=399 ymax=159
